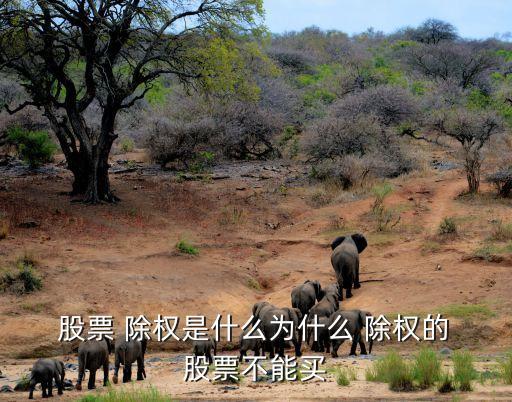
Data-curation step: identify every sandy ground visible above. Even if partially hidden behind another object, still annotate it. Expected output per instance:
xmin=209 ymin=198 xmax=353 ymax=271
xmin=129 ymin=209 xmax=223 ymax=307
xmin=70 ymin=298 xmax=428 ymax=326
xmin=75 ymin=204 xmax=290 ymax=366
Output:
xmin=1 ymin=150 xmax=512 ymax=400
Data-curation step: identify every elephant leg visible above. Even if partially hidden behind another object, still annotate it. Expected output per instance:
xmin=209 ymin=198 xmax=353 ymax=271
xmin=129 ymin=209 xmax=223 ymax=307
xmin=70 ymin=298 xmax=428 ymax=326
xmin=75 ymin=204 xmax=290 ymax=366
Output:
xmin=346 ymin=286 xmax=353 ymax=299
xmin=239 ymin=350 xmax=245 ymax=362
xmin=207 ymin=352 xmax=213 ymax=365
xmin=354 ymin=263 xmax=361 ymax=289
xmin=41 ymin=381 xmax=48 ymax=398
xmin=103 ymin=360 xmax=109 ymax=386
xmin=28 ymin=378 xmax=36 ymax=399
xmin=76 ymin=358 xmax=85 ymax=390
xmin=123 ymin=364 xmax=132 ymax=383
xmin=293 ymin=337 xmax=302 ymax=357
xmin=47 ymin=378 xmax=53 ymax=397
xmin=266 ymin=340 xmax=274 ymax=359
xmin=113 ymin=353 xmax=120 ymax=384
xmin=137 ymin=355 xmax=145 ymax=381
xmin=88 ymin=369 xmax=96 ymax=390
xmin=349 ymin=333 xmax=359 ymax=356
xmin=324 ymin=336 xmax=330 ymax=354
xmin=331 ymin=340 xmax=343 ymax=358
xmin=358 ymin=332 xmax=368 ymax=355
xmin=54 ymin=372 xmax=63 ymax=395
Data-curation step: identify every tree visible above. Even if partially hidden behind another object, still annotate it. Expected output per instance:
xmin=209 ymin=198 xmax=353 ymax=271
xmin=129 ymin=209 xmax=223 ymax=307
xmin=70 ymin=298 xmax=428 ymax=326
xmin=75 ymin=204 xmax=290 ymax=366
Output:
xmin=406 ymin=42 xmax=498 ymax=89
xmin=430 ymin=109 xmax=502 ymax=193
xmin=0 ymin=0 xmax=263 ymax=203
xmin=411 ymin=19 xmax=457 ymax=44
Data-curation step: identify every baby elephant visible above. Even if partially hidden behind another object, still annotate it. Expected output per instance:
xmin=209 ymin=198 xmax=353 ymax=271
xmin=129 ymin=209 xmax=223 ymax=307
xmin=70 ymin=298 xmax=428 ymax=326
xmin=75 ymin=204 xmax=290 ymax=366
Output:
xmin=193 ymin=337 xmax=217 ymax=364
xmin=112 ymin=337 xmax=147 ymax=384
xmin=328 ymin=309 xmax=373 ymax=358
xmin=28 ymin=358 xmax=65 ymax=399
xmin=238 ymin=330 xmax=264 ymax=362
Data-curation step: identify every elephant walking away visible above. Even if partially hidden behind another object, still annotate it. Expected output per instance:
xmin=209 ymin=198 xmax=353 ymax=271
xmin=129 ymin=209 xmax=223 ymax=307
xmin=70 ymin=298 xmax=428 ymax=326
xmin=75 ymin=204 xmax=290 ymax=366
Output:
xmin=328 ymin=310 xmax=373 ymax=358
xmin=291 ymin=280 xmax=324 ymax=316
xmin=28 ymin=358 xmax=65 ymax=399
xmin=192 ymin=337 xmax=217 ymax=364
xmin=331 ymin=234 xmax=367 ymax=299
xmin=112 ymin=337 xmax=147 ymax=384
xmin=76 ymin=338 xmax=112 ymax=390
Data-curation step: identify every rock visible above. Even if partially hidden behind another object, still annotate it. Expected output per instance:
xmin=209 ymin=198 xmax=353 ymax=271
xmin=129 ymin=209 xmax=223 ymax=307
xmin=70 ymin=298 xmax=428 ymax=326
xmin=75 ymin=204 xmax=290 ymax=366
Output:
xmin=18 ymin=220 xmax=39 ymax=228
xmin=221 ymin=385 xmax=238 ymax=391
xmin=440 ymin=347 xmax=452 ymax=355
xmin=146 ymin=357 xmax=162 ymax=363
xmin=436 ymin=264 xmax=442 ymax=271
xmin=0 ymin=385 xmax=14 ymax=393
xmin=64 ymin=363 xmax=78 ymax=371
xmin=62 ymin=379 xmax=74 ymax=390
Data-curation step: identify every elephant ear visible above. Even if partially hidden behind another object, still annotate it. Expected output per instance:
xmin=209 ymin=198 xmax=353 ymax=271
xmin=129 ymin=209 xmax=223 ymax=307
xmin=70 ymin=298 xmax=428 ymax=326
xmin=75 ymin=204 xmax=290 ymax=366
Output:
xmin=312 ymin=281 xmax=323 ymax=301
xmin=331 ymin=236 xmax=346 ymax=250
xmin=284 ymin=307 xmax=300 ymax=328
xmin=351 ymin=233 xmax=368 ymax=253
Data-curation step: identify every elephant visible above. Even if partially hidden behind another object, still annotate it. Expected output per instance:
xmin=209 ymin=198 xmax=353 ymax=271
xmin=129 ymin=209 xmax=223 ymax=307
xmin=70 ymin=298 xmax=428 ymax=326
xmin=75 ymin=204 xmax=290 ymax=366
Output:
xmin=307 ymin=283 xmax=341 ymax=320
xmin=112 ymin=337 xmax=147 ymax=384
xmin=251 ymin=301 xmax=275 ymax=325
xmin=28 ymin=358 xmax=65 ymax=399
xmin=291 ymin=280 xmax=324 ymax=316
xmin=238 ymin=330 xmax=264 ymax=362
xmin=192 ymin=337 xmax=217 ymax=364
xmin=308 ymin=316 xmax=330 ymax=353
xmin=330 ymin=233 xmax=368 ymax=299
xmin=260 ymin=306 xmax=302 ymax=358
xmin=328 ymin=309 xmax=373 ymax=358
xmin=76 ymin=338 xmax=112 ymax=391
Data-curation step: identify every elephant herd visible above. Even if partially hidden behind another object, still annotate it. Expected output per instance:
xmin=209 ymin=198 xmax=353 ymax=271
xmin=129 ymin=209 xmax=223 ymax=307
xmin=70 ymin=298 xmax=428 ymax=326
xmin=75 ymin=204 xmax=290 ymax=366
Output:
xmin=26 ymin=233 xmax=369 ymax=399
xmin=195 ymin=233 xmax=374 ymax=362
xmin=27 ymin=336 xmax=146 ymax=399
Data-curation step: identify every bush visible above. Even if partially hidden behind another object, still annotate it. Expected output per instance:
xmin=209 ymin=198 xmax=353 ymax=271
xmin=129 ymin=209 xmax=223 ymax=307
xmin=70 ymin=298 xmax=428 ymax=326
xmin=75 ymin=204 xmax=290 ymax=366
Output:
xmin=119 ymin=137 xmax=135 ymax=153
xmin=486 ymin=168 xmax=512 ymax=197
xmin=490 ymin=220 xmax=512 ymax=241
xmin=175 ymin=239 xmax=198 ymax=256
xmin=334 ymin=367 xmax=357 ymax=386
xmin=7 ymin=127 xmax=57 ymax=168
xmin=437 ymin=370 xmax=455 ymax=393
xmin=452 ymin=350 xmax=476 ymax=391
xmin=371 ymin=183 xmax=400 ymax=231
xmin=412 ymin=348 xmax=441 ymax=389
xmin=366 ymin=351 xmax=414 ymax=391
xmin=0 ymin=259 xmax=42 ymax=294
xmin=438 ymin=217 xmax=457 ymax=235
xmin=78 ymin=386 xmax=172 ymax=402
xmin=499 ymin=352 xmax=512 ymax=384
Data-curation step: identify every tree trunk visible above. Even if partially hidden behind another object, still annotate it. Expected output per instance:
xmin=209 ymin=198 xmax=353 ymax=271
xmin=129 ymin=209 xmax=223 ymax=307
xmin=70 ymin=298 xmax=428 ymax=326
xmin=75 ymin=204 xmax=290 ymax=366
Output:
xmin=465 ymin=152 xmax=481 ymax=194
xmin=82 ymin=142 xmax=118 ymax=204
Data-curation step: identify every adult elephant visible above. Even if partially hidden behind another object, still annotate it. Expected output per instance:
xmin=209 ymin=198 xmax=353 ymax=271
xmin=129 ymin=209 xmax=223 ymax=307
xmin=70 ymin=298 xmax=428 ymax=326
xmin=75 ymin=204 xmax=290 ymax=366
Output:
xmin=330 ymin=233 xmax=367 ymax=299
xmin=260 ymin=306 xmax=302 ymax=358
xmin=112 ymin=337 xmax=147 ymax=384
xmin=76 ymin=338 xmax=112 ymax=390
xmin=291 ymin=280 xmax=323 ymax=316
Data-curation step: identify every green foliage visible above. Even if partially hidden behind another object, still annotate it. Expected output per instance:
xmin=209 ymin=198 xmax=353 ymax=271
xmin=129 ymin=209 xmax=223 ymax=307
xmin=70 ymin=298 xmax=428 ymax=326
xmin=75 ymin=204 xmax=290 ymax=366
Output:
xmin=439 ymin=303 xmax=495 ymax=319
xmin=188 ymin=151 xmax=216 ymax=174
xmin=175 ymin=239 xmax=199 ymax=256
xmin=499 ymin=352 xmax=512 ymax=384
xmin=452 ymin=350 xmax=477 ymax=391
xmin=412 ymin=348 xmax=441 ymax=389
xmin=145 ymin=78 xmax=172 ymax=106
xmin=371 ymin=183 xmax=399 ymax=231
xmin=0 ymin=258 xmax=42 ymax=295
xmin=490 ymin=219 xmax=512 ymax=241
xmin=334 ymin=367 xmax=357 ymax=386
xmin=119 ymin=137 xmax=135 ymax=153
xmin=437 ymin=370 xmax=455 ymax=393
xmin=7 ymin=127 xmax=57 ymax=168
xmin=78 ymin=386 xmax=173 ymax=402
xmin=438 ymin=217 xmax=457 ymax=235
xmin=366 ymin=351 xmax=414 ymax=391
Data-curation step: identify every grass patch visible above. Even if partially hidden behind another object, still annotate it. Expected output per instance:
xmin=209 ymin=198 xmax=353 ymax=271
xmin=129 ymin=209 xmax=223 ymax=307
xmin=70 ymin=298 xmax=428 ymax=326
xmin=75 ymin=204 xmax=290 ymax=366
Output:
xmin=412 ymin=347 xmax=441 ymax=389
xmin=452 ymin=350 xmax=477 ymax=391
xmin=438 ymin=217 xmax=457 ymax=235
xmin=175 ymin=239 xmax=199 ymax=256
xmin=334 ymin=367 xmax=357 ymax=386
xmin=366 ymin=351 xmax=414 ymax=391
xmin=218 ymin=206 xmax=246 ymax=225
xmin=421 ymin=240 xmax=441 ymax=254
xmin=119 ymin=137 xmax=135 ymax=153
xmin=490 ymin=220 xmax=512 ymax=241
xmin=78 ymin=386 xmax=173 ymax=402
xmin=499 ymin=351 xmax=512 ymax=384
xmin=439 ymin=303 xmax=496 ymax=320
xmin=473 ymin=242 xmax=512 ymax=261
xmin=0 ymin=258 xmax=42 ymax=295
xmin=437 ymin=370 xmax=455 ymax=393
xmin=247 ymin=277 xmax=261 ymax=290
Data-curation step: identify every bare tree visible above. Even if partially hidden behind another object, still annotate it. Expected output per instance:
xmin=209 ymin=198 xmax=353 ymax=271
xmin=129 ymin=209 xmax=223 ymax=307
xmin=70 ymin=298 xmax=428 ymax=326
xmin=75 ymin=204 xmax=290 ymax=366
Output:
xmin=406 ymin=42 xmax=498 ymax=89
xmin=411 ymin=19 xmax=458 ymax=44
xmin=0 ymin=0 xmax=263 ymax=203
xmin=430 ymin=109 xmax=502 ymax=193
